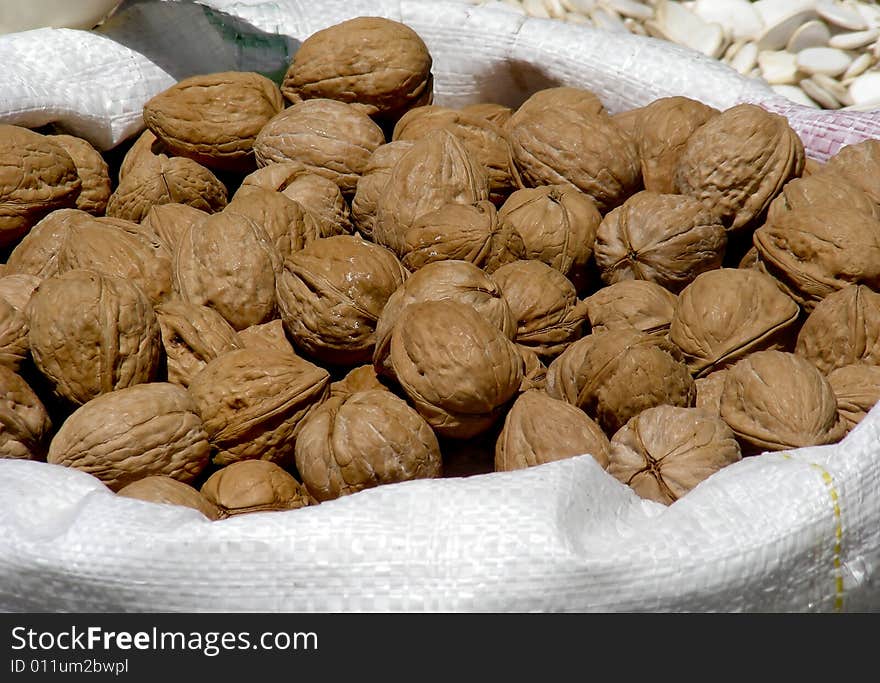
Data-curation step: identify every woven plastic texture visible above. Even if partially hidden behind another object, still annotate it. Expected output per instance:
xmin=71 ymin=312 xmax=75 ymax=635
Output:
xmin=0 ymin=0 xmax=878 ymax=612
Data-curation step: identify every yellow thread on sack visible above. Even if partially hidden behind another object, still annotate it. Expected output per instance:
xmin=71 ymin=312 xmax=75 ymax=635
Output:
xmin=781 ymin=454 xmax=845 ymax=611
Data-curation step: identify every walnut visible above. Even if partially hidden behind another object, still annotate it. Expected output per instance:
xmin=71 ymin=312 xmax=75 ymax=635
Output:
xmin=719 ymin=350 xmax=846 ymax=454
xmin=511 ymin=86 xmax=607 ymax=118
xmin=47 ymin=382 xmax=211 ymax=491
xmin=460 ymin=102 xmax=513 ymax=127
xmin=0 ymin=124 xmax=80 ymax=247
xmin=694 ymin=368 xmax=729 ymax=416
xmin=374 ymin=129 xmax=490 ymax=255
xmin=492 ymin=259 xmax=588 ymax=359
xmin=816 ymin=139 xmax=880 ymax=207
xmin=200 ymin=459 xmax=311 ymax=516
xmin=173 ymin=210 xmax=282 ymax=330
xmin=188 ymin=347 xmax=330 ymax=467
xmin=674 ymin=103 xmax=805 ymax=232
xmin=610 ymin=107 xmax=645 ymax=141
xmin=276 ymin=235 xmax=408 ymax=366
xmin=546 ymin=328 xmax=695 ymax=435
xmin=795 ymin=285 xmax=880 ymax=375
xmin=497 ymin=185 xmax=601 ymax=289
xmin=385 ymin=300 xmax=523 ymax=439
xmin=607 ymin=405 xmax=741 ymax=505
xmin=117 ymin=476 xmax=222 ymax=520
xmin=0 ymin=366 xmax=51 ymax=460
xmin=4 ymin=209 xmax=90 ymax=281
xmin=0 ymin=297 xmax=29 ymax=372
xmin=253 ymin=98 xmax=386 ymax=198
xmin=766 ymin=172 xmax=880 ymax=225
xmin=236 ymin=319 xmax=296 ymax=356
xmin=669 ymin=268 xmax=801 ymax=377
xmin=48 ymin=134 xmax=111 ymax=215
xmin=143 ymin=71 xmax=284 ymax=172
xmin=585 ymin=279 xmax=677 ymax=338
xmin=594 ymin=191 xmax=727 ymax=293
xmin=281 ymin=16 xmax=432 ymax=126
xmin=294 ymin=389 xmax=442 ymax=502
xmin=828 ymin=363 xmax=880 ymax=432
xmin=495 ymin=389 xmax=610 ymax=472
xmin=118 ymin=129 xmax=166 ymax=181
xmin=351 ymin=141 xmax=414 ymax=239
xmin=516 ymin=345 xmax=548 ymax=393
xmin=27 ymin=269 xmax=162 ymax=406
xmin=633 ymin=96 xmax=719 ymax=194
xmin=0 ymin=274 xmax=40 ymax=312
xmin=329 ymin=365 xmax=390 ymax=400
xmin=140 ymin=203 xmax=208 ymax=254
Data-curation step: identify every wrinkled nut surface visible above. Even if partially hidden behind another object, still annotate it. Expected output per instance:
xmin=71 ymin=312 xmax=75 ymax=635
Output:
xmin=188 ymin=347 xmax=330 ymax=467
xmin=174 ymin=211 xmax=282 ymax=330
xmin=0 ymin=365 xmax=51 ymax=460
xmin=47 ymin=382 xmax=210 ymax=491
xmin=276 ymin=235 xmax=408 ymax=366
xmin=351 ymin=141 xmax=414 ymax=238
xmin=461 ymin=102 xmax=513 ymax=128
xmin=117 ymin=475 xmax=222 ymax=520
xmin=495 ymin=389 xmax=610 ymax=472
xmin=295 ymin=389 xmax=442 ymax=502
xmin=48 ymin=134 xmax=111 ymax=215
xmin=0 ymin=297 xmax=29 ymax=372
xmin=253 ymin=99 xmax=386 ymax=197
xmin=828 ymin=363 xmax=880 ymax=432
xmin=118 ymin=129 xmax=166 ymax=181
xmin=694 ymin=368 xmax=729 ymax=416
xmin=0 ymin=124 xmax=81 ymax=247
xmin=594 ymin=191 xmax=727 ymax=293
xmin=140 ymin=203 xmax=208 ymax=254
xmin=200 ymin=459 xmax=310 ymax=515
xmin=795 ymin=285 xmax=880 ymax=375
xmin=329 ymin=364 xmax=389 ymax=399
xmin=766 ymin=172 xmax=880 ymax=225
xmin=279 ymin=174 xmax=351 ymax=237
xmin=143 ymin=71 xmax=284 ymax=172
xmin=155 ymin=299 xmax=242 ymax=388
xmin=753 ymin=206 xmax=880 ymax=312
xmin=511 ymin=87 xmax=607 ymax=119
xmin=27 ymin=269 xmax=161 ymax=406
xmin=0 ymin=274 xmax=40 ymax=312
xmin=106 ymin=153 xmax=228 ymax=223
xmin=387 ymin=300 xmax=523 ymax=439
xmin=634 ymin=96 xmax=719 ymax=194
xmin=585 ymin=279 xmax=677 ymax=337
xmin=5 ymin=209 xmax=94 ymax=281
xmin=611 ymin=107 xmax=644 ymax=141
xmin=506 ymin=95 xmax=639 ymax=213
xmin=719 ymin=350 xmax=846 ymax=454
xmin=373 ymin=129 xmax=490 ymax=255
xmin=373 ymin=259 xmax=516 ymax=376
xmin=517 ymin=345 xmax=548 ymax=393
xmin=237 ymin=319 xmax=296 ymax=355
xmin=492 ymin=259 xmax=588 ymax=359
xmin=817 ymin=139 xmax=880 ymax=207
xmin=546 ymin=328 xmax=695 ymax=435
xmin=669 ymin=268 xmax=801 ymax=377
xmin=401 ymin=200 xmax=525 ymax=273
xmin=497 ymin=185 xmax=601 ymax=289
xmin=608 ymin=405 xmax=741 ymax=505
xmin=281 ymin=16 xmax=433 ymax=125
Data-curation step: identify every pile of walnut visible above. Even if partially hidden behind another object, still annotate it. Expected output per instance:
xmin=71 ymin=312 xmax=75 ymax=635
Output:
xmin=1 ymin=16 xmax=879 ymax=520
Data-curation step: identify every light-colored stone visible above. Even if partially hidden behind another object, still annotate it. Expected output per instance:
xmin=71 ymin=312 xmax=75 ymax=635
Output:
xmin=693 ymin=0 xmax=764 ymax=41
xmin=849 ymin=69 xmax=880 ymax=104
xmin=759 ymin=49 xmax=800 ymax=84
xmin=843 ymin=52 xmax=874 ymax=79
xmin=796 ymin=46 xmax=853 ymax=76
xmin=799 ymin=76 xmax=842 ymax=107
xmin=829 ymin=28 xmax=879 ymax=50
xmin=757 ymin=9 xmax=819 ymax=51
xmin=732 ymin=41 xmax=759 ymax=74
xmin=787 ymin=19 xmax=831 ymax=52
xmin=772 ymin=83 xmax=821 ymax=107
xmin=817 ymin=0 xmax=867 ymax=31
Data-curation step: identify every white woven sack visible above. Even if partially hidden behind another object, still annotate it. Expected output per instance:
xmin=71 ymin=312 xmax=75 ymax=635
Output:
xmin=0 ymin=0 xmax=879 ymax=613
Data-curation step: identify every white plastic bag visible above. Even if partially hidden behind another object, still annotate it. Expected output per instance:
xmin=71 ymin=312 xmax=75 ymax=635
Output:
xmin=1 ymin=0 xmax=879 ymax=612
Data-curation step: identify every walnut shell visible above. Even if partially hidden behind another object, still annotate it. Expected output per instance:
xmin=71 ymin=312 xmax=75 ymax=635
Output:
xmin=400 ymin=200 xmax=525 ymax=274
xmin=460 ymin=102 xmax=513 ymax=128
xmin=766 ymin=172 xmax=880 ymax=225
xmin=828 ymin=363 xmax=880 ymax=432
xmin=143 ymin=71 xmax=284 ymax=172
xmin=795 ymin=284 xmax=880 ymax=375
xmin=594 ymin=191 xmax=727 ymax=293
xmin=140 ymin=203 xmax=209 ymax=254
xmin=517 ymin=345 xmax=547 ymax=393
xmin=0 ymin=366 xmax=51 ymax=460
xmin=512 ymin=87 xmax=607 ymax=118
xmin=106 ymin=153 xmax=228 ymax=223
xmin=633 ymin=96 xmax=719 ymax=194
xmin=117 ymin=475 xmax=222 ymax=520
xmin=47 ymin=134 xmax=111 ymax=215
xmin=373 ymin=129 xmax=490 ymax=255
xmin=253 ymin=99 xmax=386 ymax=197
xmin=0 ymin=124 xmax=81 ymax=247
xmin=674 ymin=103 xmax=805 ymax=232
xmin=492 ymin=259 xmax=588 ymax=359
xmin=817 ymin=139 xmax=880 ymax=207
xmin=585 ymin=279 xmax=677 ymax=337
xmin=237 ymin=319 xmax=296 ymax=356
xmin=173 ymin=210 xmax=282 ymax=330
xmin=27 ymin=269 xmax=162 ymax=406
xmin=546 ymin=328 xmax=695 ymax=435
xmin=497 ymin=185 xmax=601 ymax=289
xmin=5 ymin=209 xmax=96 ymax=280
xmin=188 ymin=347 xmax=330 ymax=467
xmin=118 ymin=129 xmax=166 ymax=181
xmin=329 ymin=364 xmax=390 ymax=400
xmin=611 ymin=107 xmax=644 ymax=141
xmin=373 ymin=260 xmax=516 ymax=376
xmin=351 ymin=141 xmax=414 ymax=238
xmin=295 ymin=389 xmax=442 ymax=502
xmin=155 ymin=299 xmax=242 ymax=388
xmin=608 ymin=405 xmax=741 ymax=505
xmin=0 ymin=274 xmax=40 ymax=312
xmin=753 ymin=205 xmax=880 ymax=312
xmin=669 ymin=268 xmax=801 ymax=377
xmin=719 ymin=350 xmax=846 ymax=454
xmin=0 ymin=297 xmax=29 ymax=372
xmin=201 ymin=459 xmax=310 ymax=515
xmin=387 ymin=300 xmax=523 ymax=439
xmin=495 ymin=389 xmax=610 ymax=472
xmin=694 ymin=368 xmax=729 ymax=416
xmin=47 ymin=382 xmax=210 ymax=491
xmin=506 ymin=95 xmax=639 ymax=213
xmin=281 ymin=16 xmax=433 ymax=126
xmin=276 ymin=235 xmax=408 ymax=366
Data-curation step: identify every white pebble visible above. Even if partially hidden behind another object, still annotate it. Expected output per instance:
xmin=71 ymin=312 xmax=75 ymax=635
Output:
xmin=758 ymin=49 xmax=800 ymax=84
xmin=757 ymin=9 xmax=819 ymax=51
xmin=603 ymin=0 xmax=654 ymax=21
xmin=816 ymin=0 xmax=867 ymax=31
xmin=843 ymin=52 xmax=874 ymax=79
xmin=849 ymin=70 xmax=880 ymax=104
xmin=787 ymin=20 xmax=831 ymax=52
xmin=692 ymin=0 xmax=764 ymax=41
xmin=829 ymin=28 xmax=880 ymax=50
xmin=772 ymin=83 xmax=821 ymax=107
xmin=799 ymin=76 xmax=842 ymax=108
xmin=732 ymin=41 xmax=759 ymax=74
xmin=796 ymin=46 xmax=853 ymax=76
